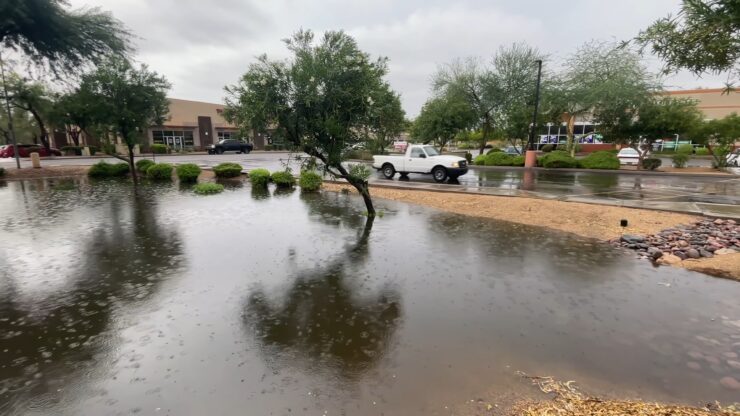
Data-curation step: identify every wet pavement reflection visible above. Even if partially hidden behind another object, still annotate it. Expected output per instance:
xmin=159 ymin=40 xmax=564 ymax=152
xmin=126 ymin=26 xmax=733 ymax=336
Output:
xmin=0 ymin=178 xmax=739 ymax=415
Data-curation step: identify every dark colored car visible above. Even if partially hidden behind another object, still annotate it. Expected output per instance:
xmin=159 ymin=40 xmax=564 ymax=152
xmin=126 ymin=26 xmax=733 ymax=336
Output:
xmin=0 ymin=144 xmax=62 ymax=158
xmin=207 ymin=139 xmax=253 ymax=155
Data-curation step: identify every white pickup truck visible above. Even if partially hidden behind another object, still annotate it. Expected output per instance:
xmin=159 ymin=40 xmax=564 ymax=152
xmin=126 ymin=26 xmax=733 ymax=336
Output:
xmin=372 ymin=144 xmax=469 ymax=182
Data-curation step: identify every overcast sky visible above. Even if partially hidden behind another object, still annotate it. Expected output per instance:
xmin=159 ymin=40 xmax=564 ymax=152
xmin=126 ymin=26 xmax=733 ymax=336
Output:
xmin=69 ymin=0 xmax=726 ymax=116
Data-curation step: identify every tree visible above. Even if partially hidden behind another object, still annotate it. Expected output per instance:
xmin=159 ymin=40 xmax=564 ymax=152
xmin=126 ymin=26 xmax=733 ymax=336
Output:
xmin=411 ymin=94 xmax=474 ymax=150
xmin=551 ymin=42 xmax=656 ymax=157
xmin=0 ymin=0 xmax=130 ymax=75
xmin=224 ymin=30 xmax=399 ymax=217
xmin=635 ymin=0 xmax=740 ymax=89
xmin=76 ymin=57 xmax=170 ymax=183
xmin=50 ymin=89 xmax=96 ymax=146
xmin=434 ymin=43 xmax=544 ymax=155
xmin=0 ymin=107 xmax=37 ymax=144
xmin=363 ymin=83 xmax=405 ymax=155
xmin=693 ymin=113 xmax=740 ymax=167
xmin=3 ymin=73 xmax=54 ymax=149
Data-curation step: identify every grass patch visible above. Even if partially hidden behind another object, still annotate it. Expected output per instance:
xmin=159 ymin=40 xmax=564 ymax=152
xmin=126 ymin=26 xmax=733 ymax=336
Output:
xmin=193 ymin=183 xmax=224 ymax=195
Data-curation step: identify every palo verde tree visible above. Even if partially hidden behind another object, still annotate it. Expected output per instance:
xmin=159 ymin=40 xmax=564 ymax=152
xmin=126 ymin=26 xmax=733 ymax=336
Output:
xmin=634 ymin=0 xmax=740 ymax=90
xmin=433 ymin=43 xmax=544 ymax=155
xmin=50 ymin=89 xmax=97 ymax=147
xmin=364 ymin=83 xmax=405 ymax=155
xmin=224 ymin=30 xmax=402 ymax=217
xmin=693 ymin=113 xmax=740 ymax=167
xmin=76 ymin=57 xmax=170 ymax=183
xmin=411 ymin=94 xmax=474 ymax=150
xmin=3 ymin=73 xmax=54 ymax=149
xmin=0 ymin=0 xmax=130 ymax=75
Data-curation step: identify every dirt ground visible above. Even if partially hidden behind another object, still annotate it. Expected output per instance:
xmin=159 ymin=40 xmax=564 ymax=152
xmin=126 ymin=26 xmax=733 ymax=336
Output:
xmin=323 ymin=182 xmax=740 ymax=280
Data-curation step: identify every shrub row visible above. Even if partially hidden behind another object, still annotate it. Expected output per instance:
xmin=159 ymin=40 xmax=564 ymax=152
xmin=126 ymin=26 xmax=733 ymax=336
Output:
xmin=577 ymin=151 xmax=620 ymax=170
xmin=88 ymin=161 xmax=130 ymax=177
xmin=539 ymin=151 xmax=578 ymax=168
xmin=473 ymin=152 xmax=524 ymax=166
xmin=151 ymin=144 xmax=169 ymax=154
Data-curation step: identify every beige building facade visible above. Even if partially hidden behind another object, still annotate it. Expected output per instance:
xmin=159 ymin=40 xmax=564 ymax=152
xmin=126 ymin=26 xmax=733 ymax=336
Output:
xmin=665 ymin=88 xmax=740 ymax=120
xmin=146 ymin=98 xmax=240 ymax=151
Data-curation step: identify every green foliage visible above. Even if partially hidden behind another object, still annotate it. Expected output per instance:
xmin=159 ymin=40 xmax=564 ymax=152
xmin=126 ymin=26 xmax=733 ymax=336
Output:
xmin=193 ymin=183 xmax=224 ymax=195
xmin=411 ymin=94 xmax=475 ymax=150
xmin=249 ymin=168 xmax=271 ymax=187
xmin=88 ymin=161 xmax=129 ymax=177
xmin=213 ymin=162 xmax=243 ymax=178
xmin=1 ymin=0 xmax=131 ymax=75
xmin=348 ymin=164 xmax=372 ymax=181
xmin=641 ymin=158 xmax=663 ymax=171
xmin=484 ymin=152 xmax=515 ymax=166
xmin=676 ymin=144 xmax=694 ymax=154
xmin=299 ymin=170 xmax=323 ymax=191
xmin=146 ymin=163 xmax=173 ymax=180
xmin=3 ymin=74 xmax=54 ymax=149
xmin=135 ymin=159 xmax=155 ymax=172
xmin=473 ymin=154 xmax=487 ymax=165
xmin=271 ymin=170 xmax=296 ymax=188
xmin=635 ymin=0 xmax=739 ymax=86
xmin=465 ymin=152 xmax=472 ymax=163
xmin=539 ymin=151 xmax=578 ymax=168
xmin=695 ymin=147 xmax=709 ymax=155
xmin=578 ymin=151 xmax=620 ymax=170
xmin=176 ymin=163 xmax=201 ymax=182
xmin=346 ymin=149 xmax=373 ymax=160
xmin=693 ymin=113 xmax=740 ymax=167
xmin=672 ymin=153 xmax=690 ymax=168
xmin=619 ymin=97 xmax=704 ymax=151
xmin=486 ymin=148 xmax=503 ymax=154
xmin=510 ymin=155 xmax=525 ymax=167
xmin=541 ymin=144 xmax=555 ymax=152
xmin=151 ymin=144 xmax=168 ymax=154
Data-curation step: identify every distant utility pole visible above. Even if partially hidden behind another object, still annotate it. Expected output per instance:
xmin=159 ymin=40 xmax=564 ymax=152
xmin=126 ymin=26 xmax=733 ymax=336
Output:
xmin=0 ymin=51 xmax=21 ymax=169
xmin=528 ymin=59 xmax=543 ymax=151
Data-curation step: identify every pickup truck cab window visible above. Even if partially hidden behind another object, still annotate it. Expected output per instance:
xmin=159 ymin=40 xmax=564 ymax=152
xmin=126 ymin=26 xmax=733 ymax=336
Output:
xmin=423 ymin=146 xmax=440 ymax=156
xmin=410 ymin=147 xmax=425 ymax=158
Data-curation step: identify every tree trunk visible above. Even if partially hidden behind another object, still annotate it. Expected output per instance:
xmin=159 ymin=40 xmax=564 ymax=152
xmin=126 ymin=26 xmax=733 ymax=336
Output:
xmin=566 ymin=115 xmax=576 ymax=157
xmin=309 ymin=147 xmax=376 ymax=217
xmin=127 ymin=144 xmax=138 ymax=185
xmin=69 ymin=127 xmax=80 ymax=146
xmin=28 ymin=108 xmax=50 ymax=151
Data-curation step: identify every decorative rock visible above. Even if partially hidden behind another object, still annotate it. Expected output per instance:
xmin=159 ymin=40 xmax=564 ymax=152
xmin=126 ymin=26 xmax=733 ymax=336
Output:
xmin=657 ymin=254 xmax=682 ymax=265
xmin=674 ymin=251 xmax=687 ymax=260
xmin=647 ymin=247 xmax=663 ymax=259
xmin=727 ymin=360 xmax=740 ymax=370
xmin=715 ymin=248 xmax=738 ymax=255
xmin=700 ymin=249 xmax=714 ymax=258
xmin=714 ymin=219 xmax=725 ymax=225
xmin=621 ymin=235 xmax=645 ymax=244
xmin=686 ymin=361 xmax=702 ymax=371
xmin=704 ymin=355 xmax=720 ymax=365
xmin=687 ymin=351 xmax=703 ymax=359
xmin=723 ymin=351 xmax=738 ymax=359
xmin=720 ymin=376 xmax=740 ymax=391
xmin=687 ymin=248 xmax=701 ymax=259
xmin=678 ymin=240 xmax=689 ymax=247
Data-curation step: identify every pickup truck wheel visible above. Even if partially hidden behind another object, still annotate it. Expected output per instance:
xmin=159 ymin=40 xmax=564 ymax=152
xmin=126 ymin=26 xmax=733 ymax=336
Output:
xmin=216 ymin=148 xmax=224 ymax=155
xmin=432 ymin=166 xmax=448 ymax=183
xmin=382 ymin=164 xmax=396 ymax=179
xmin=243 ymin=148 xmax=251 ymax=154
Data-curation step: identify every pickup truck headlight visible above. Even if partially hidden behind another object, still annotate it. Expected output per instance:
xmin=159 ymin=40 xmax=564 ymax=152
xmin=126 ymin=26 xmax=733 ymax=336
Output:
xmin=451 ymin=162 xmax=459 ymax=168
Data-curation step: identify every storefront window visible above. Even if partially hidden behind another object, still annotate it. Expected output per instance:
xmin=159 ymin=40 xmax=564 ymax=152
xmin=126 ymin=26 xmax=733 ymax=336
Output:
xmin=151 ymin=130 xmax=195 ymax=148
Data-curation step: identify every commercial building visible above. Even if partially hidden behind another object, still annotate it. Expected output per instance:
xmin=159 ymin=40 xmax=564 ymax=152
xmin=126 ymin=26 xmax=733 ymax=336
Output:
xmin=664 ymin=88 xmax=740 ymax=120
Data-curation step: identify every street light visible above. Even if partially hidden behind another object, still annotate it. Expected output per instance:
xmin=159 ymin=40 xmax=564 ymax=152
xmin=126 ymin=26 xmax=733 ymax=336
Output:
xmin=527 ymin=60 xmax=543 ymax=151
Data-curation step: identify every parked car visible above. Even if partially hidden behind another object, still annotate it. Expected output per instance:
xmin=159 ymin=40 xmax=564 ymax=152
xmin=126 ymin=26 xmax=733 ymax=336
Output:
xmin=207 ymin=139 xmax=253 ymax=155
xmin=727 ymin=149 xmax=740 ymax=167
xmin=372 ymin=144 xmax=468 ymax=182
xmin=503 ymin=146 xmax=523 ymax=155
xmin=616 ymin=147 xmax=645 ymax=165
xmin=0 ymin=144 xmax=62 ymax=158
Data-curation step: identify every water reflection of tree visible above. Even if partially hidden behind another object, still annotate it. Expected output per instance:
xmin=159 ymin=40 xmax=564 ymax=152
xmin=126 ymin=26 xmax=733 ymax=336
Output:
xmin=0 ymin=188 xmax=183 ymax=412
xmin=244 ymin=213 xmax=402 ymax=380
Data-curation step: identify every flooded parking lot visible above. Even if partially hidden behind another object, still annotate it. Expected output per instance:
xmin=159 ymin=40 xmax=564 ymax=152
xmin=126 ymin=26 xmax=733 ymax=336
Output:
xmin=1 ymin=178 xmax=739 ymax=415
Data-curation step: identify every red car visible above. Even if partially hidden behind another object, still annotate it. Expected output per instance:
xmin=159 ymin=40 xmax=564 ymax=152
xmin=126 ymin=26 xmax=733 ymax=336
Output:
xmin=0 ymin=144 xmax=62 ymax=158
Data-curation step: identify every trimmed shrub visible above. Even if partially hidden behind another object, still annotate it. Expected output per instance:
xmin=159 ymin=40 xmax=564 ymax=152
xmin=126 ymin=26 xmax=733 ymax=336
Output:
xmin=486 ymin=148 xmax=503 ymax=154
xmin=299 ymin=170 xmax=322 ymax=191
xmin=510 ymin=155 xmax=525 ymax=167
xmin=484 ymin=152 xmax=514 ymax=166
xmin=695 ymin=147 xmax=709 ymax=155
xmin=641 ymin=158 xmax=662 ymax=171
xmin=539 ymin=151 xmax=578 ymax=168
xmin=473 ymin=154 xmax=487 ymax=165
xmin=146 ymin=163 xmax=173 ymax=180
xmin=676 ymin=144 xmax=693 ymax=154
xmin=579 ymin=151 xmax=620 ymax=170
xmin=271 ymin=170 xmax=296 ymax=187
xmin=672 ymin=153 xmax=689 ymax=168
xmin=541 ymin=144 xmax=555 ymax=152
xmin=193 ymin=183 xmax=224 ymax=195
xmin=151 ymin=144 xmax=169 ymax=154
xmin=136 ymin=159 xmax=155 ymax=172
xmin=176 ymin=163 xmax=201 ymax=182
xmin=249 ymin=168 xmax=271 ymax=187
xmin=213 ymin=162 xmax=243 ymax=178
xmin=88 ymin=161 xmax=130 ymax=177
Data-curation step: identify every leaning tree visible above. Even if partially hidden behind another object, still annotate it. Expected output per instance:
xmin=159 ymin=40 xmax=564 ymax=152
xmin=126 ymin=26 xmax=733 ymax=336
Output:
xmin=224 ymin=30 xmax=404 ymax=217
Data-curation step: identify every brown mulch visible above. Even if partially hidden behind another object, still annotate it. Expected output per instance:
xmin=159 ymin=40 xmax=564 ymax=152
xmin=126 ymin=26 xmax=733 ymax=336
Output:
xmin=2 ymin=166 xmax=89 ymax=179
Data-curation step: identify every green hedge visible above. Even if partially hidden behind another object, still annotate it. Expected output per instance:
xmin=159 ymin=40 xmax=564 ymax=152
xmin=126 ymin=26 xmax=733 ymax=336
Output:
xmin=510 ymin=155 xmax=525 ymax=166
xmin=578 ymin=151 xmax=620 ymax=170
xmin=249 ymin=168 xmax=271 ymax=187
xmin=193 ymin=183 xmax=224 ymax=195
xmin=151 ymin=144 xmax=169 ymax=154
xmin=541 ymin=144 xmax=555 ymax=152
xmin=676 ymin=144 xmax=693 ymax=154
xmin=539 ymin=151 xmax=578 ymax=168
xmin=146 ymin=163 xmax=173 ymax=180
xmin=136 ymin=159 xmax=155 ymax=172
xmin=484 ymin=152 xmax=515 ymax=166
xmin=299 ymin=170 xmax=322 ymax=191
xmin=695 ymin=147 xmax=709 ymax=155
xmin=176 ymin=163 xmax=201 ymax=182
xmin=642 ymin=158 xmax=662 ymax=171
xmin=486 ymin=148 xmax=503 ymax=154
xmin=88 ymin=161 xmax=130 ymax=177
xmin=213 ymin=162 xmax=243 ymax=178
xmin=271 ymin=170 xmax=296 ymax=187
xmin=672 ymin=153 xmax=689 ymax=168
xmin=473 ymin=154 xmax=487 ymax=165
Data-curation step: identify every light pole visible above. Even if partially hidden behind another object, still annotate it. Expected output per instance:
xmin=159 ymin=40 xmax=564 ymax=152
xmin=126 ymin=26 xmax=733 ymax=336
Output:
xmin=528 ymin=59 xmax=543 ymax=151
xmin=0 ymin=51 xmax=20 ymax=169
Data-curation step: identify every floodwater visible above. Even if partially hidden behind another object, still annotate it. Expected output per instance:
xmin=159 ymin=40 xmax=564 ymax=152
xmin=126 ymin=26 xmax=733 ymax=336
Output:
xmin=0 ymin=178 xmax=739 ymax=415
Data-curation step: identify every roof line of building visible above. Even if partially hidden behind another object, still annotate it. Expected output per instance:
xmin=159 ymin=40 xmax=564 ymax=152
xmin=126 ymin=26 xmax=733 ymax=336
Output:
xmin=665 ymin=88 xmax=731 ymax=95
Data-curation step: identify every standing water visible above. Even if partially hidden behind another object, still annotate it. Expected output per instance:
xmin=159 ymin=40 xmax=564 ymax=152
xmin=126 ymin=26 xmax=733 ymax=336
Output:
xmin=0 ymin=178 xmax=738 ymax=415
